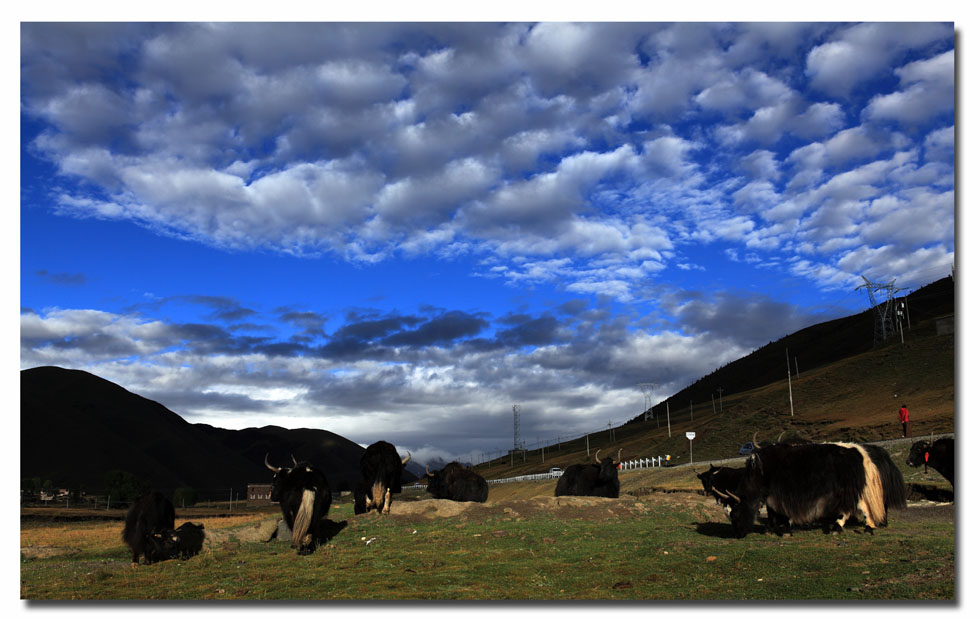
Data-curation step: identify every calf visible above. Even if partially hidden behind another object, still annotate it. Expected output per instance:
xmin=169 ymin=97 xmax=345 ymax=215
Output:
xmin=174 ymin=522 xmax=206 ymax=559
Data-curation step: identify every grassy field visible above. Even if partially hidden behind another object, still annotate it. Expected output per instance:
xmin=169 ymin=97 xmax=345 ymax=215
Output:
xmin=21 ymin=439 xmax=955 ymax=601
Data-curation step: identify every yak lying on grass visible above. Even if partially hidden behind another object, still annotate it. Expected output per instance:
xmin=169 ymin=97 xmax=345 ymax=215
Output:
xmin=555 ymin=449 xmax=622 ymax=498
xmin=425 ymin=462 xmax=489 ymax=502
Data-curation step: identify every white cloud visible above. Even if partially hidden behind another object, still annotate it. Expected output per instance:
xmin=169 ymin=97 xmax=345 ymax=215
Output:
xmin=740 ymin=150 xmax=780 ymax=180
xmin=806 ymin=22 xmax=951 ymax=96
xmin=864 ymin=50 xmax=955 ymax=123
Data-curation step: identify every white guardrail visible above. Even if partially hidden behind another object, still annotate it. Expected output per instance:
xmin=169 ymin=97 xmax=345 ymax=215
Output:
xmin=406 ymin=456 xmax=673 ymax=489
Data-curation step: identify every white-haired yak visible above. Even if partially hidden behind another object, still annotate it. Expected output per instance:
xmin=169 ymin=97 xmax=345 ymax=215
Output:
xmin=724 ymin=442 xmax=888 ymax=538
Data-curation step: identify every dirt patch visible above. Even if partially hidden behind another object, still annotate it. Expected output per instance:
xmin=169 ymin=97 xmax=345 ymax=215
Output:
xmin=362 ymin=494 xmax=711 ymax=523
xmin=204 ymin=518 xmax=281 ymax=547
xmin=21 ymin=545 xmax=81 ymax=559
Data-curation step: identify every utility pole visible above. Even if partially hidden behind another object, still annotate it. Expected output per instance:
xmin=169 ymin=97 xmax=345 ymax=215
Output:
xmin=897 ymin=301 xmax=907 ymax=344
xmin=786 ymin=348 xmax=795 ymax=418
xmin=711 ymin=393 xmax=716 ymax=415
xmin=795 ymin=357 xmax=800 ymax=380
xmin=690 ymin=400 xmax=693 ymax=422
xmin=513 ymin=405 xmax=522 ymax=452
xmin=717 ymin=388 xmax=724 ymax=412
xmin=665 ymin=402 xmax=671 ymax=437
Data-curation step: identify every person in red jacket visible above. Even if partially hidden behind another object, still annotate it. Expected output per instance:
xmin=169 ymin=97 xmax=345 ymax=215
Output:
xmin=899 ymin=404 xmax=910 ymax=438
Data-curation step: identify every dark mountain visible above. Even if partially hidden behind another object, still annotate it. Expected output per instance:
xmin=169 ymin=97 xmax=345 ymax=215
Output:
xmin=20 ymin=366 xmax=370 ymax=495
xmin=631 ymin=276 xmax=954 ymax=423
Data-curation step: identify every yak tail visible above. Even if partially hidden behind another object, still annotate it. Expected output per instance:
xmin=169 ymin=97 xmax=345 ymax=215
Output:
xmin=852 ymin=444 xmax=886 ymax=526
xmin=291 ymin=489 xmax=315 ymax=549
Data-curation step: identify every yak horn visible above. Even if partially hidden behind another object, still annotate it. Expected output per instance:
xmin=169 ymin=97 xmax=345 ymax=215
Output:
xmin=264 ymin=454 xmax=281 ymax=473
xmin=291 ymin=455 xmax=298 ymax=467
xmin=402 ymin=452 xmax=412 ymax=465
xmin=615 ymin=448 xmax=622 ymax=464
xmin=752 ymin=431 xmax=761 ymax=449
xmin=426 ymin=466 xmax=433 ymax=477
xmin=713 ymin=486 xmax=740 ymax=503
xmin=594 ymin=449 xmax=602 ymax=464
xmin=776 ymin=431 xmax=786 ymax=443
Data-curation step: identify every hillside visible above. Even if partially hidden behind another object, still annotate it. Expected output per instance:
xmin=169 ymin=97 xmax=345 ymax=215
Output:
xmin=471 ymin=277 xmax=954 ymax=481
xmin=631 ymin=276 xmax=954 ymax=424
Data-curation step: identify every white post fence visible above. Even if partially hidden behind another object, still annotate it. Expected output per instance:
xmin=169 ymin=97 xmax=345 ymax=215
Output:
xmin=404 ymin=455 xmax=675 ymax=490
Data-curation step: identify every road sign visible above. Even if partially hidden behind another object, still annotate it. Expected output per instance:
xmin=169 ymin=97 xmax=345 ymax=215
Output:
xmin=686 ymin=431 xmax=695 ymax=440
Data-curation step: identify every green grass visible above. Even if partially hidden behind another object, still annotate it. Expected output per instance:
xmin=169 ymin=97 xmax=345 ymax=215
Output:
xmin=21 ymin=495 xmax=954 ymax=600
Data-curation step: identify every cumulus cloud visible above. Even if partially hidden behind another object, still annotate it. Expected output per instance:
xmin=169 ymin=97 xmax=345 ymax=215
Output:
xmin=805 ymin=22 xmax=951 ymax=96
xmin=863 ymin=50 xmax=955 ymax=123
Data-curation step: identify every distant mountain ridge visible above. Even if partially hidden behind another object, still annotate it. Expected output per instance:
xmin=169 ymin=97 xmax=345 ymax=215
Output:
xmin=20 ymin=366 xmax=384 ymax=495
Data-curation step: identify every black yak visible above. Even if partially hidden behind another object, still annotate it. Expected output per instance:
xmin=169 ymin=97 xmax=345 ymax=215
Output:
xmin=906 ymin=438 xmax=954 ymax=487
xmin=425 ymin=462 xmax=489 ymax=502
xmin=554 ymin=449 xmax=622 ymax=498
xmin=122 ymin=491 xmax=176 ymax=566
xmin=359 ymin=441 xmax=411 ymax=514
xmin=174 ymin=521 xmax=206 ymax=559
xmin=266 ymin=454 xmax=331 ymax=555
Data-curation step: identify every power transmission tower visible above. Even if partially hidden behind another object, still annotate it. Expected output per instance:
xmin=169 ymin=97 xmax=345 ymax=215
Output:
xmin=637 ymin=383 xmax=656 ymax=421
xmin=856 ymin=276 xmax=908 ymax=346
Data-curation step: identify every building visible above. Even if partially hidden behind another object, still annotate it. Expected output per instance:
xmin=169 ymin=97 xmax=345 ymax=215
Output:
xmin=246 ymin=484 xmax=275 ymax=507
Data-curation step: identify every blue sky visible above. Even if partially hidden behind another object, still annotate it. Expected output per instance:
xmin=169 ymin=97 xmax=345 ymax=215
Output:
xmin=18 ymin=21 xmax=958 ymax=466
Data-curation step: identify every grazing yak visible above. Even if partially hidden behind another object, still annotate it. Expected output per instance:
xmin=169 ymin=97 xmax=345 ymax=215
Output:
xmin=266 ymin=455 xmax=331 ymax=555
xmin=724 ymin=442 xmax=887 ymax=538
xmin=554 ymin=449 xmax=622 ymax=498
xmin=906 ymin=438 xmax=954 ymax=487
xmin=359 ymin=441 xmax=411 ymax=515
xmin=122 ymin=491 xmax=176 ymax=566
xmin=425 ymin=462 xmax=489 ymax=502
